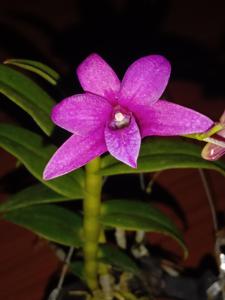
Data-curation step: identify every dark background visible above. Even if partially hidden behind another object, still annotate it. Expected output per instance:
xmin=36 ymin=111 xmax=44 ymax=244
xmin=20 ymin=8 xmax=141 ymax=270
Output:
xmin=1 ymin=0 xmax=225 ymax=107
xmin=0 ymin=1 xmax=225 ymax=299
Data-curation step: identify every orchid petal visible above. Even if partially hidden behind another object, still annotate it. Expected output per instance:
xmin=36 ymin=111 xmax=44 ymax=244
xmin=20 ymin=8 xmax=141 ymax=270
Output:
xmin=202 ymin=138 xmax=225 ymax=161
xmin=219 ymin=110 xmax=225 ymax=123
xmin=104 ymin=116 xmax=141 ymax=168
xmin=77 ymin=53 xmax=120 ymax=104
xmin=202 ymin=124 xmax=225 ymax=160
xmin=51 ymin=93 xmax=112 ymax=135
xmin=43 ymin=129 xmax=107 ymax=180
xmin=136 ymin=100 xmax=214 ymax=137
xmin=119 ymin=55 xmax=171 ymax=109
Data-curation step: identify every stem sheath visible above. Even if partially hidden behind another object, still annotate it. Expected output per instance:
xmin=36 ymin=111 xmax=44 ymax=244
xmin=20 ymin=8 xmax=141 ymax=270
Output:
xmin=83 ymin=157 xmax=102 ymax=290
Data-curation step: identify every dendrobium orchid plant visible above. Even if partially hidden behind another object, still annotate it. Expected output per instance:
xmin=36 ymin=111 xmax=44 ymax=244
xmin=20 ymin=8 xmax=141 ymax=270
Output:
xmin=1 ymin=53 xmax=225 ymax=300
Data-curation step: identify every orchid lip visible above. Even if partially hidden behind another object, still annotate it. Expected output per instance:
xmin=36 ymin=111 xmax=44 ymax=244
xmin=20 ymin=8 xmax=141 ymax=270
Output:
xmin=109 ymin=106 xmax=132 ymax=129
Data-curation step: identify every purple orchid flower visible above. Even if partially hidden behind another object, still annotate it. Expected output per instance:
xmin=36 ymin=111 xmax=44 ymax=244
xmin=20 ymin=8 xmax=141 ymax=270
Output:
xmin=43 ymin=53 xmax=213 ymax=180
xmin=202 ymin=110 xmax=225 ymax=160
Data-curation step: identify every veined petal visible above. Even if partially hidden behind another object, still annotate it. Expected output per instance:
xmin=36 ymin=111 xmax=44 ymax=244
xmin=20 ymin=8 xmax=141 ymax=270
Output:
xmin=136 ymin=100 xmax=214 ymax=137
xmin=43 ymin=129 xmax=107 ymax=180
xmin=104 ymin=116 xmax=141 ymax=168
xmin=51 ymin=93 xmax=112 ymax=135
xmin=77 ymin=53 xmax=120 ymax=103
xmin=119 ymin=55 xmax=171 ymax=109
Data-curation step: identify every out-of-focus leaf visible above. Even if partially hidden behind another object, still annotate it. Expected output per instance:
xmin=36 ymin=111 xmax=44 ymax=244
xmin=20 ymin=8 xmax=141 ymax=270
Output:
xmin=0 ymin=64 xmax=55 ymax=135
xmin=70 ymin=261 xmax=86 ymax=282
xmin=3 ymin=205 xmax=83 ymax=246
xmin=98 ymin=244 xmax=139 ymax=273
xmin=0 ymin=184 xmax=71 ymax=213
xmin=0 ymin=124 xmax=84 ymax=198
xmin=4 ymin=59 xmax=60 ymax=85
xmin=99 ymin=138 xmax=225 ymax=176
xmin=101 ymin=199 xmax=187 ymax=257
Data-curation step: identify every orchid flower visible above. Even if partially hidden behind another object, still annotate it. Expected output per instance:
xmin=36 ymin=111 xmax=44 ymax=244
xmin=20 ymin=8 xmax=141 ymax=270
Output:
xmin=43 ymin=54 xmax=213 ymax=180
xmin=202 ymin=110 xmax=225 ymax=160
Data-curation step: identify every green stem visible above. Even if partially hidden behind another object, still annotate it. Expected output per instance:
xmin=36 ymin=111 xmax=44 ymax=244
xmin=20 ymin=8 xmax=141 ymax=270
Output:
xmin=83 ymin=157 xmax=102 ymax=290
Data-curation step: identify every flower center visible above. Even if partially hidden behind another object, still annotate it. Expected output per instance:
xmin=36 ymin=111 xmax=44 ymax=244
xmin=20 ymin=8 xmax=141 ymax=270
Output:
xmin=109 ymin=107 xmax=131 ymax=129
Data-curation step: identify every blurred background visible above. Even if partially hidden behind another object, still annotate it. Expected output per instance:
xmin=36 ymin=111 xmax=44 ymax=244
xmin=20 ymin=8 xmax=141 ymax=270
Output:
xmin=0 ymin=0 xmax=225 ymax=299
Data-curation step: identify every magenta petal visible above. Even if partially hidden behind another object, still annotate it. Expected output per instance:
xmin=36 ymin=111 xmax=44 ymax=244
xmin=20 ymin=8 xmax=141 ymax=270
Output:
xmin=77 ymin=53 xmax=120 ymax=103
xmin=51 ymin=93 xmax=112 ymax=135
xmin=136 ymin=100 xmax=214 ymax=137
xmin=43 ymin=129 xmax=107 ymax=180
xmin=119 ymin=55 xmax=171 ymax=109
xmin=104 ymin=116 xmax=141 ymax=168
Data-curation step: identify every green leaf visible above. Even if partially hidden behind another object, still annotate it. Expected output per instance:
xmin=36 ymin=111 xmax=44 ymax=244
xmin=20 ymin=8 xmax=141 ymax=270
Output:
xmin=3 ymin=204 xmax=83 ymax=247
xmin=100 ymin=138 xmax=225 ymax=176
xmin=0 ymin=184 xmax=72 ymax=213
xmin=4 ymin=59 xmax=60 ymax=85
xmin=98 ymin=244 xmax=139 ymax=273
xmin=0 ymin=64 xmax=55 ymax=135
xmin=70 ymin=261 xmax=86 ymax=282
xmin=101 ymin=199 xmax=187 ymax=257
xmin=0 ymin=124 xmax=84 ymax=199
